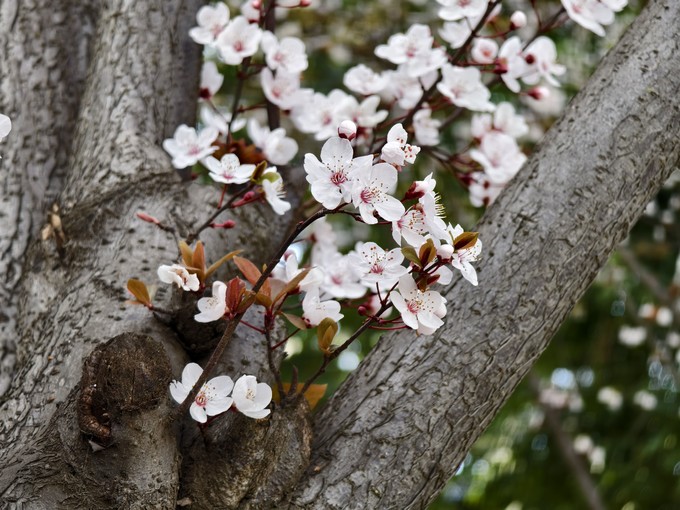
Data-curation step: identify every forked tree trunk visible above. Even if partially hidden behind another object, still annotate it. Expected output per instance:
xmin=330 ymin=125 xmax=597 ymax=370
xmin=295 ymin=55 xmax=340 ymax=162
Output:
xmin=1 ymin=0 xmax=679 ymax=508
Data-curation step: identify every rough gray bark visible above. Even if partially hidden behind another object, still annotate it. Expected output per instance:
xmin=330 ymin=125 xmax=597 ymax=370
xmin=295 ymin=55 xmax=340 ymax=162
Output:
xmin=0 ymin=0 xmax=678 ymax=509
xmin=0 ymin=0 xmax=99 ymax=396
xmin=0 ymin=0 xmax=294 ymax=507
xmin=289 ymin=1 xmax=680 ymax=508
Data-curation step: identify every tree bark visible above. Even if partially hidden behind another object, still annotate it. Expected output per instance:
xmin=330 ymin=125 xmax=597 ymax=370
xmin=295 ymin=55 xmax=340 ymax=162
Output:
xmin=0 ymin=0 xmax=99 ymax=396
xmin=289 ymin=1 xmax=680 ymax=508
xmin=0 ymin=0 xmax=678 ymax=508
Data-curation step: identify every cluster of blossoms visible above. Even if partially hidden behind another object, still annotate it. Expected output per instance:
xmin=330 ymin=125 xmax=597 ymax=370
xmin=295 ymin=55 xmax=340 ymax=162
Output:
xmin=170 ymin=362 xmax=272 ymax=422
xmin=145 ymin=0 xmax=631 ymax=423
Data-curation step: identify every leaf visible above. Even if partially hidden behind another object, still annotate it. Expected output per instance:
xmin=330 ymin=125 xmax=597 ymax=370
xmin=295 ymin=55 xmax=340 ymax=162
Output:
xmin=274 ymin=268 xmax=311 ymax=304
xmin=418 ymin=239 xmax=437 ymax=266
xmin=454 ymin=231 xmax=479 ymax=251
xmin=205 ymin=249 xmax=242 ymax=279
xmin=402 ymin=246 xmax=422 ymax=268
xmin=282 ymin=312 xmax=307 ymax=330
xmin=233 ymin=256 xmax=261 ymax=286
xmin=179 ymin=241 xmax=193 ymax=267
xmin=275 ymin=383 xmax=328 ymax=410
xmin=317 ymin=318 xmax=338 ymax=355
xmin=192 ymin=241 xmax=206 ymax=272
xmin=127 ymin=279 xmax=151 ymax=307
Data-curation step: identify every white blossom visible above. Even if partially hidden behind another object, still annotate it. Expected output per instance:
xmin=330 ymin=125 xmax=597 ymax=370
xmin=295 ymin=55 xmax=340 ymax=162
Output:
xmin=413 ymin=105 xmax=441 ymax=146
xmin=157 ymin=264 xmax=200 ymax=291
xmin=351 ymin=162 xmax=405 ymax=224
xmin=436 ymin=0 xmax=488 ymax=21
xmin=304 ymin=136 xmax=372 ymax=209
xmin=0 ymin=114 xmax=11 ymax=142
xmin=247 ymin=119 xmax=298 ymax=165
xmin=391 ymin=275 xmax=447 ymax=335
xmin=189 ymin=3 xmax=231 ymax=46
xmin=471 ymin=38 xmax=498 ymax=64
xmin=561 ymin=0 xmax=626 ymax=37
xmin=162 ymin=124 xmax=218 ymax=169
xmin=261 ymin=167 xmax=291 ymax=215
xmin=381 ymin=123 xmax=420 ymax=166
xmin=375 ymin=24 xmax=446 ymax=78
xmin=200 ymin=61 xmax=224 ymax=100
xmin=261 ymin=68 xmax=310 ymax=111
xmin=343 ymin=64 xmax=388 ymax=96
xmin=498 ymin=36 xmax=527 ymax=93
xmin=169 ymin=363 xmax=234 ymax=423
xmin=302 ymin=287 xmax=344 ymax=326
xmin=471 ymin=102 xmax=529 ymax=140
xmin=381 ymin=67 xmax=437 ymax=110
xmin=232 ymin=375 xmax=273 ymax=419
xmin=350 ymin=242 xmax=409 ymax=288
xmin=437 ymin=65 xmax=495 ymax=112
xmin=204 ymin=154 xmax=255 ymax=185
xmin=215 ymin=16 xmax=262 ymax=65
xmin=470 ymin=132 xmax=527 ymax=184
xmin=447 ymin=224 xmax=482 ymax=286
xmin=260 ymin=31 xmax=308 ymax=74
xmin=522 ymin=37 xmax=566 ymax=87
xmin=195 ymin=281 xmax=227 ymax=323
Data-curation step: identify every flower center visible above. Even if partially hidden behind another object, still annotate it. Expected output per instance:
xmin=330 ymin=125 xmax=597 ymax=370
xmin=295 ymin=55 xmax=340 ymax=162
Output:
xmin=195 ymin=392 xmax=208 ymax=408
xmin=330 ymin=170 xmax=347 ymax=186
xmin=246 ymin=389 xmax=255 ymax=401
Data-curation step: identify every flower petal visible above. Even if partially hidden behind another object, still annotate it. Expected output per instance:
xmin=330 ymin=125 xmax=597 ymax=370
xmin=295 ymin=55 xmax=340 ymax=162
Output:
xmin=182 ymin=363 xmax=203 ymax=388
xmin=190 ymin=402 xmax=208 ymax=423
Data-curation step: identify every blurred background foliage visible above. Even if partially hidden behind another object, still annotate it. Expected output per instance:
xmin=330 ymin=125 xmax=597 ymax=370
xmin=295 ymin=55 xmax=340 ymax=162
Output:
xmin=217 ymin=0 xmax=680 ymax=508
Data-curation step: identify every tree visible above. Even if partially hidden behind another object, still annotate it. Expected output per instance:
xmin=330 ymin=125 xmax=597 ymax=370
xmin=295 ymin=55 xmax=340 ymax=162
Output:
xmin=1 ymin=0 xmax=679 ymax=508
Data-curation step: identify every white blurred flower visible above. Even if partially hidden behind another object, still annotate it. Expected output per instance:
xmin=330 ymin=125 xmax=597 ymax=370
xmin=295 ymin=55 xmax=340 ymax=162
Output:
xmin=215 ymin=16 xmax=262 ymax=65
xmin=343 ymin=64 xmax=388 ymax=95
xmin=470 ymin=132 xmax=527 ymax=184
xmin=260 ymin=31 xmax=308 ymax=74
xmin=189 ymin=3 xmax=231 ymax=46
xmin=561 ymin=0 xmax=627 ymax=37
xmin=597 ymin=386 xmax=623 ymax=411
xmin=413 ymin=105 xmax=441 ymax=146
xmin=618 ymin=325 xmax=646 ymax=347
xmin=436 ymin=0 xmax=488 ymax=21
xmin=471 ymin=38 xmax=498 ymax=64
xmin=200 ymin=61 xmax=224 ymax=100
xmin=437 ymin=65 xmax=495 ymax=112
xmin=633 ymin=390 xmax=657 ymax=411
xmin=247 ymin=119 xmax=298 ymax=165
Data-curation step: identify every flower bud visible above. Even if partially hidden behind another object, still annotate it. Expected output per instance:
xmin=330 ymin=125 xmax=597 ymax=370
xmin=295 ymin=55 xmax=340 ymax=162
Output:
xmin=136 ymin=211 xmax=161 ymax=224
xmin=510 ymin=11 xmax=527 ymax=29
xmin=338 ymin=120 xmax=357 ymax=141
xmin=528 ymin=86 xmax=550 ymax=100
xmin=437 ymin=244 xmax=454 ymax=261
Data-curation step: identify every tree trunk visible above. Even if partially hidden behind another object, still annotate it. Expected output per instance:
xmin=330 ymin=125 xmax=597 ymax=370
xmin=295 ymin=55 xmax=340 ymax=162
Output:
xmin=0 ymin=0 xmax=678 ymax=508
